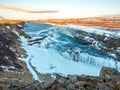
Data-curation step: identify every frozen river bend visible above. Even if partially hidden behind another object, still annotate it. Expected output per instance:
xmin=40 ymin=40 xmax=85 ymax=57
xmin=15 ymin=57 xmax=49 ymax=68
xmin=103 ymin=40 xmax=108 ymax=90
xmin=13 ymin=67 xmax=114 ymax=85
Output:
xmin=21 ymin=23 xmax=120 ymax=79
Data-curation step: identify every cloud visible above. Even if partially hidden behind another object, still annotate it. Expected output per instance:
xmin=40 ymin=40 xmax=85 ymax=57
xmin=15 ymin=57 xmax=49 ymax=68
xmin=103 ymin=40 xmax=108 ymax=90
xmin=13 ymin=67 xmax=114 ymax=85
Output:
xmin=0 ymin=4 xmax=58 ymax=13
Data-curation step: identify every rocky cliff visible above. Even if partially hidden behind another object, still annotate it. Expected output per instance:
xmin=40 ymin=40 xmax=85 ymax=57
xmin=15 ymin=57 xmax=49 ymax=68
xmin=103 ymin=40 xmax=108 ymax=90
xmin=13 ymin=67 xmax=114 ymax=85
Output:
xmin=0 ymin=22 xmax=34 ymax=89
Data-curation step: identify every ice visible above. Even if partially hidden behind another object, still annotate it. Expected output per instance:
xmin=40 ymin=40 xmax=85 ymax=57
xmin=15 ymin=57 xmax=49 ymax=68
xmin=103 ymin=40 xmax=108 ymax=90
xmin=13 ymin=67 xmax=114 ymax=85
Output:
xmin=25 ymin=46 xmax=101 ymax=76
xmin=20 ymin=36 xmax=42 ymax=82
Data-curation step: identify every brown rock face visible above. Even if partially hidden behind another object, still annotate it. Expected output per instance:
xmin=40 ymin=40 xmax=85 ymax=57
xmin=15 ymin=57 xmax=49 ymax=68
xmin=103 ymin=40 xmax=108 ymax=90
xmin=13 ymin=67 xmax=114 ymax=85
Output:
xmin=100 ymin=67 xmax=118 ymax=77
xmin=99 ymin=67 xmax=120 ymax=81
xmin=75 ymin=81 xmax=87 ymax=88
xmin=116 ymin=81 xmax=120 ymax=90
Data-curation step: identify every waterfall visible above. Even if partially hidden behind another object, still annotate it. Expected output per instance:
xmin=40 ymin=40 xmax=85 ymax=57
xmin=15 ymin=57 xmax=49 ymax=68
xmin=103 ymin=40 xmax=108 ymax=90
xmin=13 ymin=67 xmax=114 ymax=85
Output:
xmin=22 ymin=23 xmax=120 ymax=74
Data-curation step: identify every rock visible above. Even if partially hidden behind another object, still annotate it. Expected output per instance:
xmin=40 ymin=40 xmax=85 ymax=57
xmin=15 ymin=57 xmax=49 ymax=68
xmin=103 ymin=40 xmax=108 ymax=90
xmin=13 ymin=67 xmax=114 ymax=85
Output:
xmin=0 ymin=67 xmax=3 ymax=72
xmin=107 ymin=82 xmax=117 ymax=90
xmin=67 ymin=75 xmax=78 ymax=83
xmin=16 ymin=22 xmax=25 ymax=29
xmin=38 ymin=73 xmax=55 ymax=88
xmin=0 ymin=23 xmax=34 ymax=90
xmin=66 ymin=84 xmax=75 ymax=90
xmin=97 ymin=83 xmax=111 ymax=90
xmin=24 ymin=80 xmax=42 ymax=90
xmin=75 ymin=81 xmax=87 ymax=88
xmin=58 ymin=87 xmax=67 ymax=90
xmin=116 ymin=81 xmax=120 ymax=90
xmin=99 ymin=67 xmax=119 ymax=80
xmin=57 ymin=77 xmax=66 ymax=84
xmin=0 ymin=23 xmax=29 ymax=69
xmin=49 ymin=83 xmax=66 ymax=90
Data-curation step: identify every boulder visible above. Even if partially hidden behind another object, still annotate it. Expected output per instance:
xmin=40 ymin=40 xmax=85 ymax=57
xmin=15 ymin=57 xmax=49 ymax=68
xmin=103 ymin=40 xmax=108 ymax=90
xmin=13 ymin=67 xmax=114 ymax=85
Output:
xmin=100 ymin=67 xmax=120 ymax=82
xmin=116 ymin=81 xmax=120 ymax=90
xmin=97 ymin=83 xmax=111 ymax=90
xmin=75 ymin=81 xmax=87 ymax=88
xmin=99 ymin=67 xmax=118 ymax=80
xmin=66 ymin=84 xmax=75 ymax=90
xmin=67 ymin=75 xmax=78 ymax=83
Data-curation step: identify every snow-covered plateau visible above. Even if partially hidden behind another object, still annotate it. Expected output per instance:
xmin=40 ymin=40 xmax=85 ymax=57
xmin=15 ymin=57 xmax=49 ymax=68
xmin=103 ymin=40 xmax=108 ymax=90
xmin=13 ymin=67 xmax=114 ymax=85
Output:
xmin=21 ymin=23 xmax=120 ymax=80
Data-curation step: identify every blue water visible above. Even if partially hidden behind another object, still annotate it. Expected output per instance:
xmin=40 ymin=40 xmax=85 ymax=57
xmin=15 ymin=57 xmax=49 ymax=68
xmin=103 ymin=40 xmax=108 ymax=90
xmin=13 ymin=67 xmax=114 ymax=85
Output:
xmin=23 ymin=22 xmax=53 ymax=32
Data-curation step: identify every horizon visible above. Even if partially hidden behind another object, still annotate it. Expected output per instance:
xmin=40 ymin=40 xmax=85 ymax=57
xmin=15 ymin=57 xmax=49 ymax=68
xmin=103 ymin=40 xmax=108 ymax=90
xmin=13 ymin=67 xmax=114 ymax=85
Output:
xmin=0 ymin=0 xmax=120 ymax=20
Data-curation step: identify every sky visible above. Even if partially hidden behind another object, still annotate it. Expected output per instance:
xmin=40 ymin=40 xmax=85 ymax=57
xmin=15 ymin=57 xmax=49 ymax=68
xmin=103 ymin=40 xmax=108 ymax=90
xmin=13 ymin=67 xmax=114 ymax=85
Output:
xmin=0 ymin=0 xmax=120 ymax=20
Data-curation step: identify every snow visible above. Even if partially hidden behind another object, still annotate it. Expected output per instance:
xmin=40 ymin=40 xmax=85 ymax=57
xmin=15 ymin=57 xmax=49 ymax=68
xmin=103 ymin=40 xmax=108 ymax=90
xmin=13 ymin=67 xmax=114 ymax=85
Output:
xmin=54 ymin=24 xmax=120 ymax=37
xmin=17 ymin=24 xmax=23 ymax=28
xmin=25 ymin=46 xmax=101 ymax=76
xmin=6 ymin=26 xmax=10 ymax=29
xmin=19 ymin=36 xmax=41 ymax=81
xmin=23 ymin=43 xmax=120 ymax=76
xmin=109 ymin=53 xmax=116 ymax=58
xmin=117 ymin=47 xmax=120 ymax=52
xmin=0 ymin=65 xmax=16 ymax=72
xmin=0 ymin=65 xmax=15 ymax=69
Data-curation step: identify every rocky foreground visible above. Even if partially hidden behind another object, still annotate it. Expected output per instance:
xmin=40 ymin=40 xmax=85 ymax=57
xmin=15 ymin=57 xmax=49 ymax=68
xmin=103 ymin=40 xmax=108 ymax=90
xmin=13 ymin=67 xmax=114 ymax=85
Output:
xmin=0 ymin=22 xmax=34 ymax=89
xmin=0 ymin=21 xmax=120 ymax=90
xmin=7 ymin=67 xmax=120 ymax=90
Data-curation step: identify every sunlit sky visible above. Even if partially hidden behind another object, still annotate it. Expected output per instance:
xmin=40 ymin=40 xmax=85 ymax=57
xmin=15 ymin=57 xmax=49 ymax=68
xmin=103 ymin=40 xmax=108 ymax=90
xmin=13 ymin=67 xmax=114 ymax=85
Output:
xmin=0 ymin=0 xmax=120 ymax=20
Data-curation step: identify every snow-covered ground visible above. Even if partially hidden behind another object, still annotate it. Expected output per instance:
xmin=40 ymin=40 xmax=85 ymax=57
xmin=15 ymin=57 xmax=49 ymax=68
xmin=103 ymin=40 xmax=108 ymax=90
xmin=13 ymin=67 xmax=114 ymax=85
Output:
xmin=26 ymin=45 xmax=101 ymax=76
xmin=20 ymin=23 xmax=120 ymax=80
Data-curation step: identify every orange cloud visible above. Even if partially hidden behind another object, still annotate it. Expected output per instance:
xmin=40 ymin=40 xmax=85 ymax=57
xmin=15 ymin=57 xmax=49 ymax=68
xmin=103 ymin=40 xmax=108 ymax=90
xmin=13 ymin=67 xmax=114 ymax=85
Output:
xmin=0 ymin=4 xmax=58 ymax=13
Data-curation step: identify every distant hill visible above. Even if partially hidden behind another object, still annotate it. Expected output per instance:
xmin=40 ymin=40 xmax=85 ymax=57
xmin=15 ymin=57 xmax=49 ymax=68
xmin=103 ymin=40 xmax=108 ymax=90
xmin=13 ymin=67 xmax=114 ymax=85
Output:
xmin=28 ymin=16 xmax=120 ymax=28
xmin=0 ymin=16 xmax=120 ymax=28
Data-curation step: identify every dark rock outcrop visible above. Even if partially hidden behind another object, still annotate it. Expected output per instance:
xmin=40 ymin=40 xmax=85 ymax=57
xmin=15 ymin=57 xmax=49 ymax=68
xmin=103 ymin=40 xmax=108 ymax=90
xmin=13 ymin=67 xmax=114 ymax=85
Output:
xmin=0 ymin=22 xmax=30 ymax=69
xmin=100 ymin=67 xmax=120 ymax=81
xmin=0 ymin=22 xmax=34 ymax=89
